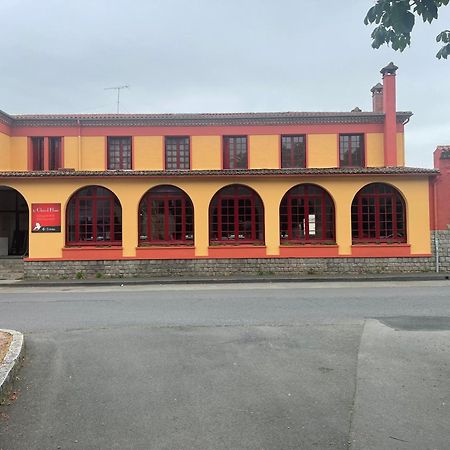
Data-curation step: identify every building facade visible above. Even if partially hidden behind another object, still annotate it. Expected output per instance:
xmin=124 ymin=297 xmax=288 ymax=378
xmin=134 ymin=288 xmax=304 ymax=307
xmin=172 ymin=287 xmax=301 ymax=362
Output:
xmin=0 ymin=63 xmax=445 ymax=279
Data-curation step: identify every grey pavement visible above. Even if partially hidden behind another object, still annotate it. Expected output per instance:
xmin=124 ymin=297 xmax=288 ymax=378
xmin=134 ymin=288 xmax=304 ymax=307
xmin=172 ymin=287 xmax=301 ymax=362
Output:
xmin=350 ymin=319 xmax=450 ymax=450
xmin=0 ymin=281 xmax=449 ymax=450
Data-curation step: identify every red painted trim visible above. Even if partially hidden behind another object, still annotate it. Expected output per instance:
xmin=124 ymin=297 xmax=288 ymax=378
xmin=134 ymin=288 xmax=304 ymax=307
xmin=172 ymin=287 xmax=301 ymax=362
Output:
xmin=431 ymin=147 xmax=450 ymax=230
xmin=223 ymin=136 xmax=248 ymax=169
xmin=11 ymin=123 xmax=386 ymax=138
xmin=60 ymin=137 xmax=65 ymax=169
xmin=43 ymin=137 xmax=49 ymax=170
xmin=277 ymin=135 xmax=281 ymax=168
xmin=339 ymin=134 xmax=365 ymax=168
xmin=207 ymin=245 xmax=267 ymax=258
xmin=279 ymin=245 xmax=339 ymax=257
xmin=164 ymin=136 xmax=191 ymax=170
xmin=61 ymin=247 xmax=124 ymax=260
xmin=136 ymin=246 xmax=196 ymax=259
xmin=351 ymin=244 xmax=411 ymax=257
xmin=189 ymin=135 xmax=192 ymax=170
xmin=351 ymin=183 xmax=406 ymax=242
xmin=280 ymin=135 xmax=307 ymax=168
xmin=246 ymin=135 xmax=250 ymax=169
xmin=209 ymin=184 xmax=264 ymax=243
xmin=131 ymin=136 xmax=135 ymax=170
xmin=0 ymin=122 xmax=11 ymax=135
xmin=363 ymin=133 xmax=368 ymax=168
xmin=162 ymin=137 xmax=166 ymax=171
xmin=27 ymin=137 xmax=32 ymax=171
xmin=305 ymin=134 xmax=309 ymax=168
xmin=138 ymin=185 xmax=194 ymax=244
xmin=24 ymin=251 xmax=432 ymax=262
xmin=103 ymin=136 xmax=108 ymax=170
xmin=280 ymin=184 xmax=335 ymax=243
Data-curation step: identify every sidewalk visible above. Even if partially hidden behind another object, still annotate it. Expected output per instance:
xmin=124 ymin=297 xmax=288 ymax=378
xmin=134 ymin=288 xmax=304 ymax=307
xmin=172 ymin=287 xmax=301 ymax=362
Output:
xmin=0 ymin=272 xmax=448 ymax=288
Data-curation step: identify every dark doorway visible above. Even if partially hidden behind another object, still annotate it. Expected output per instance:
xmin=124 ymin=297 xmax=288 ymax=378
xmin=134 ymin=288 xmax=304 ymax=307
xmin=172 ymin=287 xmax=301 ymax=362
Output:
xmin=0 ymin=187 xmax=29 ymax=256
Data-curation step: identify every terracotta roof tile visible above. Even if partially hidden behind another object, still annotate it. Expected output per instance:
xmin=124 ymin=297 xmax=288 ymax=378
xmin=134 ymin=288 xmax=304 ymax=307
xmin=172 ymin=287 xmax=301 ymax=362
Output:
xmin=0 ymin=167 xmax=437 ymax=179
xmin=6 ymin=111 xmax=413 ymax=127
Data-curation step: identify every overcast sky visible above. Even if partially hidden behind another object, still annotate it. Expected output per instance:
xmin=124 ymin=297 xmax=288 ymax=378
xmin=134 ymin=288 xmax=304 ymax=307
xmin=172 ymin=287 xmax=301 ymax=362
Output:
xmin=1 ymin=0 xmax=449 ymax=167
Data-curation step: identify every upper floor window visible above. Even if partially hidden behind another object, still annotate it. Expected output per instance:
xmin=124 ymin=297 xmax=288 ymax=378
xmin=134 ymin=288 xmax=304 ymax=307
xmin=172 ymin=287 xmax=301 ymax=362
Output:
xmin=223 ymin=136 xmax=248 ymax=169
xmin=30 ymin=137 xmax=62 ymax=171
xmin=339 ymin=134 xmax=364 ymax=167
xmin=107 ymin=137 xmax=132 ymax=170
xmin=165 ymin=137 xmax=190 ymax=170
xmin=281 ymin=135 xmax=306 ymax=168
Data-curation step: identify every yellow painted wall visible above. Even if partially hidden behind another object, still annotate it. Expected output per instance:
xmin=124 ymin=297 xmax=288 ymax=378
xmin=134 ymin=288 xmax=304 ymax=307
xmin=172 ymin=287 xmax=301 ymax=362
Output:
xmin=397 ymin=133 xmax=405 ymax=166
xmin=80 ymin=137 xmax=105 ymax=170
xmin=365 ymin=133 xmax=384 ymax=167
xmin=191 ymin=136 xmax=221 ymax=170
xmin=0 ymin=131 xmax=410 ymax=172
xmin=249 ymin=135 xmax=279 ymax=169
xmin=0 ymin=132 xmax=10 ymax=170
xmin=134 ymin=136 xmax=163 ymax=170
xmin=64 ymin=137 xmax=80 ymax=170
xmin=307 ymin=134 xmax=338 ymax=167
xmin=0 ymin=174 xmax=431 ymax=260
xmin=10 ymin=137 xmax=28 ymax=171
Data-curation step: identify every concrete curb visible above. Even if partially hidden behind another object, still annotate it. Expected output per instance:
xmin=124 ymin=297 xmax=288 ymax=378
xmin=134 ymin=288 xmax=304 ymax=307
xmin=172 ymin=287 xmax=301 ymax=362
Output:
xmin=0 ymin=272 xmax=449 ymax=288
xmin=0 ymin=329 xmax=25 ymax=403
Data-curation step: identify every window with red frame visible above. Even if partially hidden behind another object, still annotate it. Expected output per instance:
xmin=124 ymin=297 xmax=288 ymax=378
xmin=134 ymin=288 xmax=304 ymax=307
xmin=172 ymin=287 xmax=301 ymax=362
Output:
xmin=223 ymin=136 xmax=248 ymax=169
xmin=281 ymin=135 xmax=306 ymax=168
xmin=210 ymin=185 xmax=264 ymax=243
xmin=30 ymin=137 xmax=62 ymax=170
xmin=138 ymin=185 xmax=194 ymax=244
xmin=165 ymin=137 xmax=190 ymax=170
xmin=66 ymin=186 xmax=122 ymax=245
xmin=351 ymin=183 xmax=406 ymax=243
xmin=280 ymin=184 xmax=335 ymax=243
xmin=107 ymin=137 xmax=132 ymax=170
xmin=339 ymin=134 xmax=364 ymax=167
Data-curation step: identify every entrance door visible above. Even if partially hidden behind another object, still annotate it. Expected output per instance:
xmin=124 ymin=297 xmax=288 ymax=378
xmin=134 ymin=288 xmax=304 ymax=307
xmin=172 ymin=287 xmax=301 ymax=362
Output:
xmin=0 ymin=187 xmax=29 ymax=256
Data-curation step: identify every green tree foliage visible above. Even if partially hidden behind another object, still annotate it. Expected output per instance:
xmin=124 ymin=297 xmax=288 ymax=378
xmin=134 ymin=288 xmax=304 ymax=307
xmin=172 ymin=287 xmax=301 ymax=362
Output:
xmin=364 ymin=0 xmax=450 ymax=59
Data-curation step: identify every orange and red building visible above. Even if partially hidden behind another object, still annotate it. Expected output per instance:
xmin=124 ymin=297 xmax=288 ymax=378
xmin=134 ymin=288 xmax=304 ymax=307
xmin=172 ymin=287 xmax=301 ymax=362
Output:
xmin=0 ymin=63 xmax=448 ymax=278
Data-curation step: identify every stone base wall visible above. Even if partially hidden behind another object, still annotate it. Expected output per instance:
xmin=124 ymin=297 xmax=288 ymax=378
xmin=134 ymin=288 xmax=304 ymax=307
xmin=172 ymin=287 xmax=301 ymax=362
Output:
xmin=19 ymin=228 xmax=450 ymax=280
xmin=24 ymin=255 xmax=437 ymax=280
xmin=431 ymin=227 xmax=450 ymax=273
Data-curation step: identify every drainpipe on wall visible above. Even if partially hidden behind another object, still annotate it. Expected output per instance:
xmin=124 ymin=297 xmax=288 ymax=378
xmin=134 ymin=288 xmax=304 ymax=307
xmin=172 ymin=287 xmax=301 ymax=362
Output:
xmin=435 ymin=235 xmax=440 ymax=273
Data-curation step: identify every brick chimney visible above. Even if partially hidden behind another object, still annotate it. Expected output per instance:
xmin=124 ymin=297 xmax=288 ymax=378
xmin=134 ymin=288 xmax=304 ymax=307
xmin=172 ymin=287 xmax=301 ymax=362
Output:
xmin=371 ymin=83 xmax=383 ymax=112
xmin=381 ymin=62 xmax=398 ymax=166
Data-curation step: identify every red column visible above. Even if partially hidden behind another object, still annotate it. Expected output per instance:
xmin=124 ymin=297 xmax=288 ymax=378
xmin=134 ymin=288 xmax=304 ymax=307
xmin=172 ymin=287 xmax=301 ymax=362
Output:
xmin=431 ymin=146 xmax=450 ymax=230
xmin=381 ymin=63 xmax=398 ymax=167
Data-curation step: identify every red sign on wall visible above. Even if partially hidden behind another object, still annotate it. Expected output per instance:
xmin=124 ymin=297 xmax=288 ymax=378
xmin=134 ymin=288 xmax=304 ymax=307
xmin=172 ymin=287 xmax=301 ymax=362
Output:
xmin=31 ymin=203 xmax=61 ymax=233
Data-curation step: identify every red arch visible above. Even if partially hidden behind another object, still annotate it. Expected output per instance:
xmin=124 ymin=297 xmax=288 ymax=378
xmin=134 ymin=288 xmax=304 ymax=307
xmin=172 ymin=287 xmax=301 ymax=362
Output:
xmin=209 ymin=184 xmax=264 ymax=244
xmin=66 ymin=186 xmax=122 ymax=246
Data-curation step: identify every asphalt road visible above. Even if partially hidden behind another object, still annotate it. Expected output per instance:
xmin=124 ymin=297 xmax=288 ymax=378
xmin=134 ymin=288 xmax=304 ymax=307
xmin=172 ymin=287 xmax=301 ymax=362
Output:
xmin=0 ymin=281 xmax=449 ymax=450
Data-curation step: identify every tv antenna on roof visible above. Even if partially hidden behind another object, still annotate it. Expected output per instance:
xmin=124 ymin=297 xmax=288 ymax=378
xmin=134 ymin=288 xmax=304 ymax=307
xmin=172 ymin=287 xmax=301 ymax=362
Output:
xmin=104 ymin=85 xmax=129 ymax=113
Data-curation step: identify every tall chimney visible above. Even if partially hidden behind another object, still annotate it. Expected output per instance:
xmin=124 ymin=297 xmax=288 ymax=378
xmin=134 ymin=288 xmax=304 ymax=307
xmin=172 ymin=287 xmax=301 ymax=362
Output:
xmin=381 ymin=62 xmax=398 ymax=166
xmin=371 ymin=83 xmax=383 ymax=112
